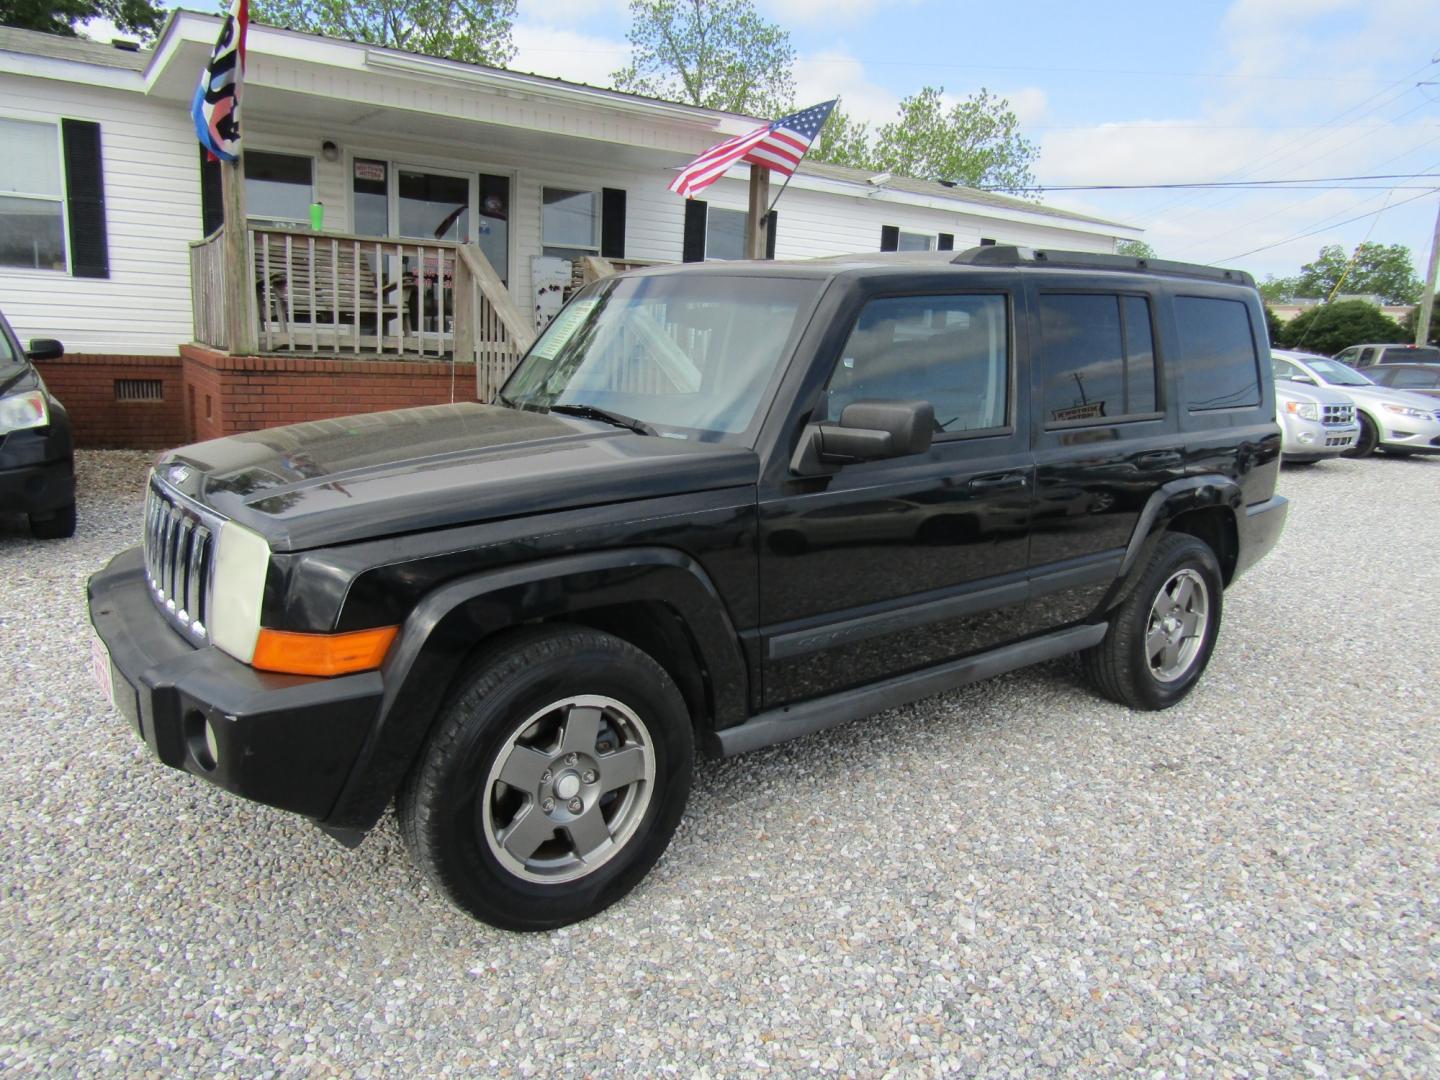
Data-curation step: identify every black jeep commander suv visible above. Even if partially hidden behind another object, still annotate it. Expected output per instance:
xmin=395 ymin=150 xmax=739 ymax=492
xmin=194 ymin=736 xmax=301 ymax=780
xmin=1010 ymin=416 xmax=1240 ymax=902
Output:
xmin=89 ymin=247 xmax=1287 ymax=930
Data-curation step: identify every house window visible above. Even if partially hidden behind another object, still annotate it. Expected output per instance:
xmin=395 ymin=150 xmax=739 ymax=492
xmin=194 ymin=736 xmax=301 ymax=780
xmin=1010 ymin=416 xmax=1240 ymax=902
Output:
xmin=352 ymin=158 xmax=388 ymax=238
xmin=706 ymin=207 xmax=747 ymax=260
xmin=244 ymin=150 xmax=314 ymax=227
xmin=0 ymin=118 xmax=67 ymax=271
xmin=897 ymin=231 xmax=933 ymax=252
xmin=542 ymin=187 xmax=599 ymax=259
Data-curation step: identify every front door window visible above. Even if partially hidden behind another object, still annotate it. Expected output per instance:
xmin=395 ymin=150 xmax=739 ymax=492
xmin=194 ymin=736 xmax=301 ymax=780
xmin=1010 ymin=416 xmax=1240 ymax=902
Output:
xmin=398 ymin=169 xmax=470 ymax=242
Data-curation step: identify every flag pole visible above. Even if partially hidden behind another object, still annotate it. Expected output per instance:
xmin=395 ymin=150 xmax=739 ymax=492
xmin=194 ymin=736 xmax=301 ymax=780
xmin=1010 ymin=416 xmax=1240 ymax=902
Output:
xmin=745 ymin=167 xmax=772 ymax=260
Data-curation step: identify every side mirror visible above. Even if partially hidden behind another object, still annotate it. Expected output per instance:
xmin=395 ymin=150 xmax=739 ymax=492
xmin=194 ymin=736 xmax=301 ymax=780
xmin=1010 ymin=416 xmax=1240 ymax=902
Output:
xmin=791 ymin=399 xmax=934 ymax=475
xmin=26 ymin=338 xmax=63 ymax=362
xmin=1290 ymin=374 xmax=1315 ymax=385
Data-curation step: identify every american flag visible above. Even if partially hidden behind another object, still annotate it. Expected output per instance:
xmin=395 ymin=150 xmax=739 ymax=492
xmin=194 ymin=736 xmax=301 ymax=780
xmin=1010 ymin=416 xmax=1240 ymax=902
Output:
xmin=669 ymin=100 xmax=837 ymax=199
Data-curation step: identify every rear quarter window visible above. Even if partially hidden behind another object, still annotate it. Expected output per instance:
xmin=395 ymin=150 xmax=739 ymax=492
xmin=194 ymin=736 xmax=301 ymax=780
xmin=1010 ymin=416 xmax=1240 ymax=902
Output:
xmin=1174 ymin=296 xmax=1262 ymax=411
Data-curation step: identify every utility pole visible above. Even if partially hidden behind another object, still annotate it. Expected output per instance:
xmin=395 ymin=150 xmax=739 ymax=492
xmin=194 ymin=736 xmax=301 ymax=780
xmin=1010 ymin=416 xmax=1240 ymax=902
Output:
xmin=1416 ymin=195 xmax=1440 ymax=346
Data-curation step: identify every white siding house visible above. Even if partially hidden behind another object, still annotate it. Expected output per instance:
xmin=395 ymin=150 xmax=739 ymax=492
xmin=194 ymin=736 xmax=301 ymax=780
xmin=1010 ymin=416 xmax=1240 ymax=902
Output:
xmin=0 ymin=14 xmax=1141 ymax=360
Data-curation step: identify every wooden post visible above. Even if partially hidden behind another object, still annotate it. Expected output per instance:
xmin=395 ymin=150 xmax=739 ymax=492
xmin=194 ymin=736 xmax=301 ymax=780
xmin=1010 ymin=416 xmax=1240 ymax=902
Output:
xmin=219 ymin=157 xmax=257 ymax=354
xmin=1415 ymin=196 xmax=1440 ymax=347
xmin=746 ymin=167 xmax=771 ymax=260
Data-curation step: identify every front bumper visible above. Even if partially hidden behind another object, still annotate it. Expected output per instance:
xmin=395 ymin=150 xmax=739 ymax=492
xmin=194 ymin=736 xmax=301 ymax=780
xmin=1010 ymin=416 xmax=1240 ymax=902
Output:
xmin=1376 ymin=412 xmax=1440 ymax=454
xmin=1278 ymin=415 xmax=1358 ymax=461
xmin=1233 ymin=494 xmax=1288 ymax=581
xmin=0 ymin=433 xmax=74 ymax=515
xmin=88 ymin=547 xmax=383 ymax=822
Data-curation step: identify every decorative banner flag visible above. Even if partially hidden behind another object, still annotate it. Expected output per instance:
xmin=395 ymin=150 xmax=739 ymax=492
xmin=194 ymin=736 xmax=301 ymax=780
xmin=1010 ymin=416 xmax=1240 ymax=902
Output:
xmin=192 ymin=0 xmax=249 ymax=162
xmin=669 ymin=100 xmax=837 ymax=199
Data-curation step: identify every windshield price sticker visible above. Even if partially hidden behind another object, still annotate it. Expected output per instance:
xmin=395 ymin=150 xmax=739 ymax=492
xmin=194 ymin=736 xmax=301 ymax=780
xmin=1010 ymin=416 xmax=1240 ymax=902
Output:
xmin=531 ymin=299 xmax=597 ymax=361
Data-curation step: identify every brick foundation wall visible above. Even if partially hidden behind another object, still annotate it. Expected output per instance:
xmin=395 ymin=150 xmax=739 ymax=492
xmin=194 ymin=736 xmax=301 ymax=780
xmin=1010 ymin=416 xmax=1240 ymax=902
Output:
xmin=35 ymin=354 xmax=186 ymax=450
xmin=180 ymin=345 xmax=470 ymax=443
xmin=36 ymin=347 xmax=475 ymax=449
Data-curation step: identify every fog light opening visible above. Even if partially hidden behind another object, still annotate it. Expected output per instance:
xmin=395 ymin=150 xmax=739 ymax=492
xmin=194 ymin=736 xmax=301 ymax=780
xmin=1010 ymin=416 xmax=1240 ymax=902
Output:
xmin=185 ymin=710 xmax=219 ymax=771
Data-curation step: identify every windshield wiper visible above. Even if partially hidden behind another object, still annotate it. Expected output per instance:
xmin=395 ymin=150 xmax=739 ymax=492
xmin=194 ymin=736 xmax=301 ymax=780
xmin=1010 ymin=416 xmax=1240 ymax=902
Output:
xmin=548 ymin=403 xmax=656 ymax=436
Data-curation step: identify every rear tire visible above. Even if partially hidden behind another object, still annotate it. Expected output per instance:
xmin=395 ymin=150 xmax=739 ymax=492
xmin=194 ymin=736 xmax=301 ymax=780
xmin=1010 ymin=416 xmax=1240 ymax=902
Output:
xmin=398 ymin=626 xmax=693 ymax=931
xmin=29 ymin=502 xmax=76 ymax=540
xmin=1082 ymin=533 xmax=1223 ymax=710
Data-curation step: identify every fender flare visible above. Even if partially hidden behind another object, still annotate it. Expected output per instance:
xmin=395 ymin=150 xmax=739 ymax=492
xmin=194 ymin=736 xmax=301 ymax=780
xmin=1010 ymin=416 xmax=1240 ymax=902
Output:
xmin=1101 ymin=475 xmax=1243 ymax=610
xmin=323 ymin=547 xmax=748 ymax=832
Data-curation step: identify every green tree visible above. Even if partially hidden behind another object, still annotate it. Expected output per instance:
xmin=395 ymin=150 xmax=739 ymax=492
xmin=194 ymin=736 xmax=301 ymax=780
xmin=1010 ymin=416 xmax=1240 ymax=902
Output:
xmin=811 ymin=104 xmax=875 ymax=170
xmin=1 ymin=0 xmax=164 ymax=39
xmin=1278 ymin=300 xmax=1405 ymax=355
xmin=1116 ymin=240 xmax=1156 ymax=259
xmin=251 ymin=0 xmax=516 ymax=66
xmin=1257 ymin=275 xmax=1300 ymax=304
xmin=1263 ymin=305 xmax=1283 ymax=346
xmin=1401 ymin=302 xmax=1438 ymax=345
xmin=869 ymin=86 xmax=1037 ymax=194
xmin=611 ymin=0 xmax=795 ymax=117
xmin=1295 ymin=242 xmax=1421 ymax=305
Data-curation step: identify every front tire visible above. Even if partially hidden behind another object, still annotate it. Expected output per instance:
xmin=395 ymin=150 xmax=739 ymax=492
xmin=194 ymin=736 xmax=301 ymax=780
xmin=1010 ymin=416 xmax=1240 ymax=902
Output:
xmin=1082 ymin=533 xmax=1223 ymax=710
xmin=29 ymin=501 xmax=76 ymax=539
xmin=399 ymin=626 xmax=693 ymax=931
xmin=1343 ymin=413 xmax=1377 ymax=458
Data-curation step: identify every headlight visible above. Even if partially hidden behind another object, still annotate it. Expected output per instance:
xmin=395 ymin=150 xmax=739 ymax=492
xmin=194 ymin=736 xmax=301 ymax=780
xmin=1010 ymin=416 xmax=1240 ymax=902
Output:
xmin=209 ymin=520 xmax=270 ymax=664
xmin=1381 ymin=403 xmax=1430 ymax=421
xmin=1285 ymin=401 xmax=1319 ymax=421
xmin=0 ymin=390 xmax=49 ymax=434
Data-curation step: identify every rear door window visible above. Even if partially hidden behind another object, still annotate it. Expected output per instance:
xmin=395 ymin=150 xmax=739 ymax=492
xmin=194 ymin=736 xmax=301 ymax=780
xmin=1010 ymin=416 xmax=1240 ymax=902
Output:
xmin=1392 ymin=367 xmax=1440 ymax=388
xmin=1174 ymin=296 xmax=1262 ymax=411
xmin=1037 ymin=293 xmax=1159 ymax=426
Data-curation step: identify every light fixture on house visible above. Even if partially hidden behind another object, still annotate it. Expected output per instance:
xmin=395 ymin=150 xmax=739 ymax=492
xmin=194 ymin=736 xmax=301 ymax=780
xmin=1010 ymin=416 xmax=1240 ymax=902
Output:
xmin=867 ymin=172 xmax=892 ymax=187
xmin=321 ymin=140 xmax=340 ymax=162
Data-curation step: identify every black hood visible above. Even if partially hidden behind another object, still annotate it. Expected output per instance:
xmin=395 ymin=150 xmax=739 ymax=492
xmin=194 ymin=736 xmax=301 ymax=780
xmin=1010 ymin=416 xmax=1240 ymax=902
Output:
xmin=157 ymin=403 xmax=758 ymax=551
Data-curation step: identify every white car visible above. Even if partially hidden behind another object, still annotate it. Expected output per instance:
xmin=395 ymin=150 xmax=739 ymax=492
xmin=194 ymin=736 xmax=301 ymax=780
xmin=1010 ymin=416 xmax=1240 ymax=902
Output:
xmin=1273 ymin=349 xmax=1440 ymax=458
xmin=1271 ymin=360 xmax=1357 ymax=463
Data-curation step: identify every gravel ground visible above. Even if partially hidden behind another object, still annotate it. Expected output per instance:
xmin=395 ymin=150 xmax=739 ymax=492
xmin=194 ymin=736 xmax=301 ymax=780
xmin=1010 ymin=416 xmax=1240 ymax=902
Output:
xmin=1 ymin=450 xmax=1438 ymax=1077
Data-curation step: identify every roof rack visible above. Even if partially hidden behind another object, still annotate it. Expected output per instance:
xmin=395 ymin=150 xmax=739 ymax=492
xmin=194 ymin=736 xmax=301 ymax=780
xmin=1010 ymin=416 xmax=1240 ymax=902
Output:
xmin=952 ymin=245 xmax=1254 ymax=287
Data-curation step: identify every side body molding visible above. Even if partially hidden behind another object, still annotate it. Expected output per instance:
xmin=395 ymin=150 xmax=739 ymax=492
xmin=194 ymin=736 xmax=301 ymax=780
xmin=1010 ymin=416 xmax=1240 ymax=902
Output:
xmin=323 ymin=547 xmax=749 ymax=832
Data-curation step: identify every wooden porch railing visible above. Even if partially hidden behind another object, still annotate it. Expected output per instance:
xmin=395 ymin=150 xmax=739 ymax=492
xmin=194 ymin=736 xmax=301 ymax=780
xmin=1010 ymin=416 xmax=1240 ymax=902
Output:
xmin=188 ymin=227 xmax=536 ymax=399
xmin=453 ymin=244 xmax=537 ymax=401
xmin=189 ymin=230 xmax=228 ymax=350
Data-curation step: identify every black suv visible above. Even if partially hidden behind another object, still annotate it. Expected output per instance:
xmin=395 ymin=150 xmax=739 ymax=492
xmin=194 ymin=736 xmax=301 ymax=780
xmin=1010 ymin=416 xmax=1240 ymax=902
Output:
xmin=88 ymin=247 xmax=1287 ymax=930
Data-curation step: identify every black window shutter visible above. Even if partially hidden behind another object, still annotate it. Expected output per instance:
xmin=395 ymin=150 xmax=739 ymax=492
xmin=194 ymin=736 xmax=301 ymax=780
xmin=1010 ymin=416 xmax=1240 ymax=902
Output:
xmin=61 ymin=119 xmax=109 ymax=279
xmin=765 ymin=209 xmax=778 ymax=259
xmin=880 ymin=225 xmax=899 ymax=252
xmin=979 ymin=237 xmax=997 ymax=246
xmin=937 ymin=233 xmax=955 ymax=251
xmin=199 ymin=147 xmax=223 ymax=237
xmin=682 ymin=199 xmax=708 ymax=262
xmin=601 ymin=187 xmax=626 ymax=259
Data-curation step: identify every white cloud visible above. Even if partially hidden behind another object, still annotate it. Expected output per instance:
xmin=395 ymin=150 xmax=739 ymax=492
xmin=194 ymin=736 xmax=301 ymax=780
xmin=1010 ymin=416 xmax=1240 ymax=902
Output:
xmin=509 ymin=23 xmax=630 ymax=87
xmin=763 ymin=0 xmax=917 ymax=24
xmin=1004 ymin=87 xmax=1049 ymax=128
xmin=794 ymin=49 xmax=897 ymax=126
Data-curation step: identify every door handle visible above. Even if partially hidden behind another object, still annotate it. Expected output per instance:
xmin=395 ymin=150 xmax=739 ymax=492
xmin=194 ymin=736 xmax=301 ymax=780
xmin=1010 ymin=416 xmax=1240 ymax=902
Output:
xmin=967 ymin=472 xmax=1028 ymax=492
xmin=1134 ymin=450 xmax=1183 ymax=469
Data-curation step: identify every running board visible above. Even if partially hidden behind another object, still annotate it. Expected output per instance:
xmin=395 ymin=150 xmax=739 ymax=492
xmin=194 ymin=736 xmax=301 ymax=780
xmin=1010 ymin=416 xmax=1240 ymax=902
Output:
xmin=710 ymin=622 xmax=1108 ymax=758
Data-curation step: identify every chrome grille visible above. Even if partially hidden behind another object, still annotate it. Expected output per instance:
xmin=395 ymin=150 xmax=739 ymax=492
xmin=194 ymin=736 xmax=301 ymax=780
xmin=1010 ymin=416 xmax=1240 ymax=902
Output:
xmin=143 ymin=481 xmax=218 ymax=645
xmin=1322 ymin=403 xmax=1354 ymax=426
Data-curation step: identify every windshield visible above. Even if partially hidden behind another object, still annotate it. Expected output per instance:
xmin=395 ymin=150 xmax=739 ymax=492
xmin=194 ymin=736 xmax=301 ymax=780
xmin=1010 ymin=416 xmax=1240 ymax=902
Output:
xmin=500 ymin=273 xmax=821 ymax=442
xmin=0 ymin=314 xmax=25 ymax=377
xmin=1306 ymin=358 xmax=1373 ymax=386
xmin=1383 ymin=346 xmax=1440 ymax=364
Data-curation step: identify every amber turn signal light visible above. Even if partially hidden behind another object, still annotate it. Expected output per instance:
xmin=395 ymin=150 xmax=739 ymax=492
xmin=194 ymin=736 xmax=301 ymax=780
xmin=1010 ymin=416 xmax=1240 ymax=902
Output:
xmin=251 ymin=626 xmax=399 ymax=677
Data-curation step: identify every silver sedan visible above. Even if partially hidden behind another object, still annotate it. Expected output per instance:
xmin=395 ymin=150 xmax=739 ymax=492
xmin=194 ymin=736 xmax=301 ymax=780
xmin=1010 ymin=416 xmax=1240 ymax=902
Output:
xmin=1272 ymin=349 xmax=1440 ymax=458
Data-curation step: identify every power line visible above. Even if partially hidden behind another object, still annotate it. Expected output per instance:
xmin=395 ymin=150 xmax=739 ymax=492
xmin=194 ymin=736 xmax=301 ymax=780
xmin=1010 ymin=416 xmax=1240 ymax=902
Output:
xmin=1219 ymin=187 xmax=1440 ymax=263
